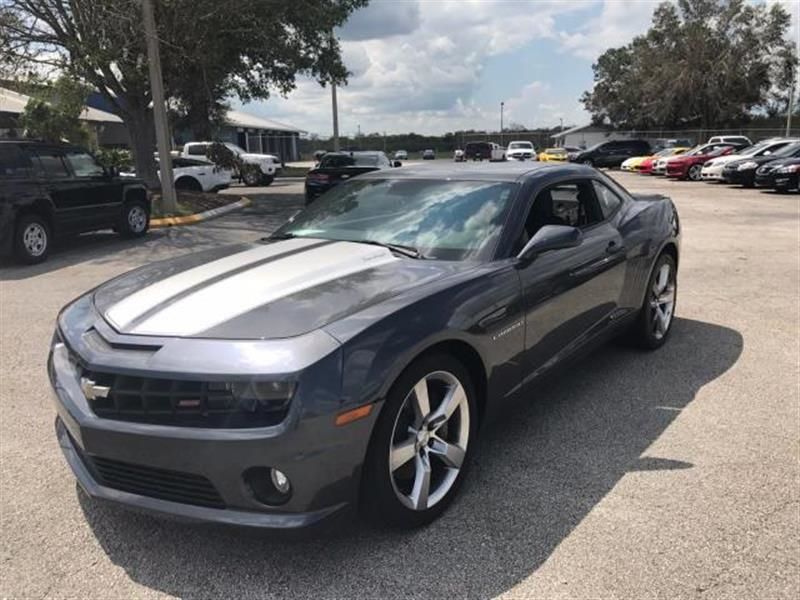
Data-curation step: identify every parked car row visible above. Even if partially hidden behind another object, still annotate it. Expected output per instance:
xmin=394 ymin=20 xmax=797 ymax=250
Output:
xmin=622 ymin=136 xmax=800 ymax=192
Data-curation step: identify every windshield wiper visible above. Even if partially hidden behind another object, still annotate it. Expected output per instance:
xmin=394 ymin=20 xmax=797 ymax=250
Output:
xmin=356 ymin=239 xmax=427 ymax=259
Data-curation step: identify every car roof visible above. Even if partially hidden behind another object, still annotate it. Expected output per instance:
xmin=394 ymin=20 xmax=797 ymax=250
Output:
xmin=0 ymin=139 xmax=85 ymax=151
xmin=356 ymin=161 xmax=595 ymax=182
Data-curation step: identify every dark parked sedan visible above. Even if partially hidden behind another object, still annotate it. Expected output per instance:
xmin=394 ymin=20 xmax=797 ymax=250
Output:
xmin=50 ymin=163 xmax=680 ymax=530
xmin=304 ymin=151 xmax=397 ymax=204
xmin=723 ymin=141 xmax=800 ymax=187
xmin=570 ymin=139 xmax=651 ymax=168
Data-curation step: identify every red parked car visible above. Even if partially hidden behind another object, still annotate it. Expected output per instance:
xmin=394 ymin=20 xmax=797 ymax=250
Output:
xmin=665 ymin=143 xmax=738 ymax=181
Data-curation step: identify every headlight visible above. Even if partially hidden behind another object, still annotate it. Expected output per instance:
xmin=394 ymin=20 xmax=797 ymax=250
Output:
xmin=737 ymin=161 xmax=758 ymax=170
xmin=777 ymin=164 xmax=800 ymax=174
xmin=705 ymin=161 xmax=715 ymax=168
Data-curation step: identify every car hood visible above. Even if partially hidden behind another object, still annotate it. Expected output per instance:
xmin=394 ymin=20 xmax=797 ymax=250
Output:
xmin=93 ymin=238 xmax=469 ymax=340
xmin=241 ymin=152 xmax=278 ymax=162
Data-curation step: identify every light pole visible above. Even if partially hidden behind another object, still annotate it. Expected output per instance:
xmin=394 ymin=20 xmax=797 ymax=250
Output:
xmin=331 ymin=82 xmax=340 ymax=151
xmin=559 ymin=118 xmax=564 ymax=147
xmin=500 ymin=101 xmax=505 ymax=145
xmin=141 ymin=0 xmax=176 ymax=212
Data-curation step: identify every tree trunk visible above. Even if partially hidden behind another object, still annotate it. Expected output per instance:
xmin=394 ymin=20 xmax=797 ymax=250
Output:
xmin=124 ymin=109 xmax=160 ymax=189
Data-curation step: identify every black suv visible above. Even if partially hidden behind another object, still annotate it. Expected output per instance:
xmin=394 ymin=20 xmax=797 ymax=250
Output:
xmin=0 ymin=141 xmax=150 ymax=264
xmin=570 ymin=139 xmax=652 ymax=168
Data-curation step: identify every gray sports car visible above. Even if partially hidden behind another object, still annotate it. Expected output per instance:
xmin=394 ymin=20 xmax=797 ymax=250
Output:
xmin=49 ymin=163 xmax=680 ymax=530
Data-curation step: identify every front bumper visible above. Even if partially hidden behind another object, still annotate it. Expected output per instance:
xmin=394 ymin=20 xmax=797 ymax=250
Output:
xmin=49 ymin=299 xmax=377 ymax=529
xmin=722 ymin=169 xmax=755 ymax=185
xmin=773 ymin=173 xmax=800 ymax=191
xmin=700 ymin=165 xmax=725 ymax=180
xmin=666 ymin=164 xmax=688 ymax=178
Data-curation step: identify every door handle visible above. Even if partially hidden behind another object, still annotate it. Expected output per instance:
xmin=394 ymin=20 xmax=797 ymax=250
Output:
xmin=606 ymin=241 xmax=625 ymax=255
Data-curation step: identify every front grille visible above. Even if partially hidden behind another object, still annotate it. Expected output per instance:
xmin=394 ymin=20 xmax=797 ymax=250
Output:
xmin=81 ymin=369 xmax=289 ymax=428
xmin=90 ymin=455 xmax=225 ymax=509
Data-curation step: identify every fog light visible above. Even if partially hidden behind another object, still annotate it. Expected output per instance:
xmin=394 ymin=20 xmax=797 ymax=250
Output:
xmin=243 ymin=466 xmax=292 ymax=506
xmin=271 ymin=468 xmax=290 ymax=494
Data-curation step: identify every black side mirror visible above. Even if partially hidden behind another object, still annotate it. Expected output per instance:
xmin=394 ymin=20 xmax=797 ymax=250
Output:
xmin=517 ymin=225 xmax=583 ymax=262
xmin=393 ymin=160 xmax=402 ymax=168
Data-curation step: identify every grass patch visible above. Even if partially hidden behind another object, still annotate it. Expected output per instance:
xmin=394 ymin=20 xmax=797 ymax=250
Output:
xmin=277 ymin=165 xmax=310 ymax=177
xmin=150 ymin=191 xmax=240 ymax=218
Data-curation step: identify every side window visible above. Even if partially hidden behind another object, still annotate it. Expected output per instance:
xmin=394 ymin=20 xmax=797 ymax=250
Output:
xmin=592 ymin=181 xmax=623 ymax=219
xmin=186 ymin=144 xmax=208 ymax=156
xmin=521 ymin=180 xmax=604 ymax=243
xmin=0 ymin=145 xmax=33 ymax=178
xmin=64 ymin=152 xmax=105 ymax=177
xmin=32 ymin=149 xmax=69 ymax=178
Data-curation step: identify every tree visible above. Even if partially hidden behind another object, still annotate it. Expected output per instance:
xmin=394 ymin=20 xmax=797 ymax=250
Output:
xmin=18 ymin=76 xmax=90 ymax=144
xmin=581 ymin=0 xmax=798 ymax=129
xmin=1 ymin=0 xmax=366 ymax=187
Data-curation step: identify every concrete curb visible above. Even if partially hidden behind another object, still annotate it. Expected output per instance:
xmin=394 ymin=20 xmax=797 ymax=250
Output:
xmin=150 ymin=197 xmax=251 ymax=228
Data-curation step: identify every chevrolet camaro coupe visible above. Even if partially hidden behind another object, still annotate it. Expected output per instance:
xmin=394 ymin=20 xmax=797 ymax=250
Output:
xmin=50 ymin=163 xmax=680 ymax=530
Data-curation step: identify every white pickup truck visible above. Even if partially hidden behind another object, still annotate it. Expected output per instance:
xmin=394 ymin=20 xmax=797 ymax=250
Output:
xmin=181 ymin=141 xmax=281 ymax=186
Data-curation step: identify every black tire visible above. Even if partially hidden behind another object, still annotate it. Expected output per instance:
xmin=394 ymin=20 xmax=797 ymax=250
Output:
xmin=118 ymin=200 xmax=149 ymax=238
xmin=361 ymin=353 xmax=478 ymax=529
xmin=582 ymin=159 xmax=594 ymax=167
xmin=687 ymin=164 xmax=702 ymax=181
xmin=13 ymin=213 xmax=51 ymax=264
xmin=629 ymin=253 xmax=677 ymax=350
xmin=175 ymin=177 xmax=202 ymax=191
xmin=242 ymin=166 xmax=262 ymax=186
xmin=260 ymin=174 xmax=275 ymax=186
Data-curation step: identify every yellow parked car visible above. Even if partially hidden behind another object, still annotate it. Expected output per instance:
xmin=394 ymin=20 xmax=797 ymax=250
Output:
xmin=623 ymin=147 xmax=691 ymax=173
xmin=538 ymin=147 xmax=568 ymax=162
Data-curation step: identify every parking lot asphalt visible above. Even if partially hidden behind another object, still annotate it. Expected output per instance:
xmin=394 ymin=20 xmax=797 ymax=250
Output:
xmin=1 ymin=173 xmax=798 ymax=599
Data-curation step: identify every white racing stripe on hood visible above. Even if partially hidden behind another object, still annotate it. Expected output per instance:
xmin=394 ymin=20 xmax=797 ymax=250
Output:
xmin=106 ymin=237 xmax=322 ymax=330
xmin=129 ymin=241 xmax=399 ymax=336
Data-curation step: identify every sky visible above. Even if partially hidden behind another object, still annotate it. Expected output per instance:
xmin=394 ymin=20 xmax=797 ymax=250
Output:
xmin=236 ymin=0 xmax=800 ymax=138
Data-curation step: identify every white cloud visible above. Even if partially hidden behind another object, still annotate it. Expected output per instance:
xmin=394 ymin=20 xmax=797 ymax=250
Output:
xmin=557 ymin=0 xmax=658 ymax=60
xmin=240 ymin=1 xmax=660 ymax=136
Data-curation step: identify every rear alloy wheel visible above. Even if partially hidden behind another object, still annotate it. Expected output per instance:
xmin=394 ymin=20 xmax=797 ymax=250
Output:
xmin=687 ymin=164 xmax=702 ymax=181
xmin=362 ymin=354 xmax=476 ymax=528
xmin=631 ymin=253 xmax=677 ymax=349
xmin=118 ymin=201 xmax=149 ymax=238
xmin=14 ymin=213 xmax=50 ymax=264
xmin=583 ymin=159 xmax=594 ymax=167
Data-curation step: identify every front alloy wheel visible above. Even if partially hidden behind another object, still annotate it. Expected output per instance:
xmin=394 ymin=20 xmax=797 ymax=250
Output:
xmin=13 ymin=214 xmax=50 ymax=264
xmin=362 ymin=354 xmax=476 ymax=528
xmin=389 ymin=371 xmax=470 ymax=511
xmin=688 ymin=164 xmax=702 ymax=181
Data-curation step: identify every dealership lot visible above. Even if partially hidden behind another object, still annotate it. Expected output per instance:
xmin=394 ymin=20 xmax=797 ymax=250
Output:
xmin=1 ymin=173 xmax=798 ymax=598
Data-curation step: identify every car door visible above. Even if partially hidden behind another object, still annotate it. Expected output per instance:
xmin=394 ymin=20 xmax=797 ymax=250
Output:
xmin=62 ymin=149 xmax=123 ymax=229
xmin=30 ymin=147 xmax=88 ymax=235
xmin=596 ymin=142 xmax=620 ymax=167
xmin=0 ymin=144 xmax=43 ymax=248
xmin=516 ymin=178 xmax=627 ymax=381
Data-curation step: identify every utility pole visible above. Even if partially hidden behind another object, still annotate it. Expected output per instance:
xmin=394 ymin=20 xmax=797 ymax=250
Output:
xmin=141 ymin=0 xmax=176 ymax=212
xmin=500 ymin=101 xmax=504 ymax=146
xmin=787 ymin=62 xmax=797 ymax=137
xmin=331 ymin=82 xmax=340 ymax=151
xmin=559 ymin=118 xmax=564 ymax=147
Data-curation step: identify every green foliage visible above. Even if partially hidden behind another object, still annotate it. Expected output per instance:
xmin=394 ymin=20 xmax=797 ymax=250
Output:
xmin=581 ymin=0 xmax=798 ymax=128
xmin=203 ymin=141 xmax=259 ymax=181
xmin=18 ymin=76 xmax=90 ymax=144
xmin=94 ymin=147 xmax=132 ymax=171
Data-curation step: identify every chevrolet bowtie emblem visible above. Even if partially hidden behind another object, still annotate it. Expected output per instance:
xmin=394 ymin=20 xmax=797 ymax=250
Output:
xmin=80 ymin=377 xmax=111 ymax=401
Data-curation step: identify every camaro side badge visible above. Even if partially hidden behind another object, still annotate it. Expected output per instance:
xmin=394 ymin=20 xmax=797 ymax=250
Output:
xmin=80 ymin=377 xmax=111 ymax=401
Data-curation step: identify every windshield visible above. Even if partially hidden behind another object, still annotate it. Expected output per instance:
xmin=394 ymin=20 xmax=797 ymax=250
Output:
xmin=224 ymin=143 xmax=244 ymax=155
xmin=735 ymin=144 xmax=766 ymax=156
xmin=774 ymin=142 xmax=800 ymax=157
xmin=275 ymin=178 xmax=517 ymax=261
xmin=321 ymin=154 xmax=380 ymax=168
xmin=509 ymin=142 xmax=532 ymax=149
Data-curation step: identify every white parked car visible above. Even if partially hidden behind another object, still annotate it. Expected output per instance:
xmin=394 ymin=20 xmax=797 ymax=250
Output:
xmin=701 ymin=139 xmax=797 ymax=181
xmin=506 ymin=140 xmax=536 ymax=160
xmin=454 ymin=149 xmax=465 ymax=162
xmin=182 ymin=141 xmax=281 ymax=186
xmin=394 ymin=150 xmax=408 ymax=160
xmin=167 ymin=157 xmax=233 ymax=192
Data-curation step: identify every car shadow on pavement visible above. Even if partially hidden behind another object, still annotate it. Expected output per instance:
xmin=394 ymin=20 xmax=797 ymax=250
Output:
xmin=77 ymin=317 xmax=742 ymax=599
xmin=0 ymin=195 xmax=303 ymax=281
